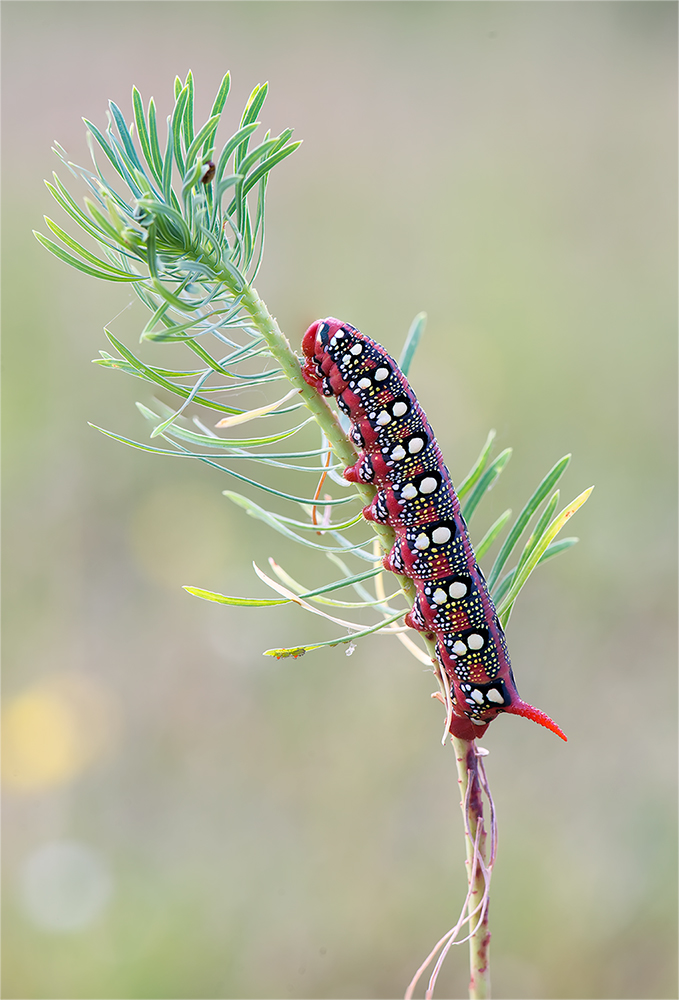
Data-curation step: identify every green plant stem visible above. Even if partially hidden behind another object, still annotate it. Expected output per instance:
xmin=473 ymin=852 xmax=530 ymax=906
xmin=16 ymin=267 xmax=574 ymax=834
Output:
xmin=239 ymin=279 xmax=413 ymax=581
xmin=240 ymin=278 xmax=490 ymax=998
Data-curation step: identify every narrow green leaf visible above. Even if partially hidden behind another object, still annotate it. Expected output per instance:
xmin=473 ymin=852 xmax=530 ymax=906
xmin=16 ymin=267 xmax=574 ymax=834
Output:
xmin=184 ymin=566 xmax=384 ymax=610
xmin=223 ymin=491 xmax=363 ymax=532
xmin=266 ymin=560 xmax=399 ymax=609
xmin=109 ymin=101 xmax=144 ymax=173
xmin=83 ymin=118 xmax=125 ymax=180
xmin=304 ymin=567 xmax=383 ymax=596
xmin=161 ymin=116 xmax=175 ymax=204
xmin=149 ymin=368 xmax=213 ymax=437
xmin=93 ymin=358 xmax=141 ymax=377
xmin=497 ymin=487 xmax=593 ymax=626
xmin=182 ymin=71 xmax=195 ymax=150
xmin=513 ymin=489 xmax=560 ymax=580
xmin=264 ymin=610 xmax=405 ymax=658
xmin=103 ymin=331 xmax=244 ymax=413
xmin=239 ymin=141 xmax=301 ymax=199
xmin=462 ymin=448 xmax=512 ymax=521
xmin=538 ymin=537 xmax=579 ymax=560
xmin=135 ymin=403 xmax=313 ymax=449
xmin=487 ymin=454 xmax=571 ymax=589
xmin=180 ymin=162 xmax=204 ymax=199
xmin=398 ymin=312 xmax=427 ymax=377
xmin=324 ymin=553 xmax=384 ymax=604
xmin=43 ymin=218 xmax=132 ymax=274
xmin=231 ymin=137 xmax=281 ymax=183
xmin=456 ymin=430 xmax=496 ymax=500
xmin=92 ymin=419 xmax=360 ymax=506
xmin=223 ymin=492 xmax=371 ymax=554
xmin=84 ymin=198 xmax=130 ymax=246
xmin=491 ymin=537 xmax=579 ymax=605
xmin=475 ymin=508 xmax=512 ymax=561
xmin=132 ymin=88 xmax=162 ymax=185
xmin=171 ymin=86 xmax=190 ymax=178
xmin=46 ymin=176 xmax=123 ymax=251
xmin=147 ymin=98 xmax=164 ymax=182
xmin=34 ymin=232 xmax=142 ymax=281
xmin=208 ymin=72 xmax=231 ymax=125
xmin=236 ymin=84 xmax=268 ymax=170
xmin=213 ymin=124 xmax=259 ymax=190
xmin=184 ymin=114 xmax=221 ymax=171
xmin=183 ymin=587 xmax=286 ymax=607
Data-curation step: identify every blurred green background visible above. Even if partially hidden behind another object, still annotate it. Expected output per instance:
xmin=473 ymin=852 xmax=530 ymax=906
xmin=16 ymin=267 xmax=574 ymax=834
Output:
xmin=2 ymin=3 xmax=676 ymax=998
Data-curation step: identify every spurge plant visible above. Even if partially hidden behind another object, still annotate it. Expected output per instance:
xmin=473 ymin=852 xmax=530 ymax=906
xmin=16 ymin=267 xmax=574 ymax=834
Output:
xmin=36 ymin=73 xmax=591 ymax=999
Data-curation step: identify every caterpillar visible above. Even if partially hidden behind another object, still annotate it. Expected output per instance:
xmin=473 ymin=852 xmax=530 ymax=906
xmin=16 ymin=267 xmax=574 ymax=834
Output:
xmin=302 ymin=317 xmax=566 ymax=743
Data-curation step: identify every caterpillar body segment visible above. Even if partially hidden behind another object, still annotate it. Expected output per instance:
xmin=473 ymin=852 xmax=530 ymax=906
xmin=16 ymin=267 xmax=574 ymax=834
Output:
xmin=302 ymin=317 xmax=566 ymax=743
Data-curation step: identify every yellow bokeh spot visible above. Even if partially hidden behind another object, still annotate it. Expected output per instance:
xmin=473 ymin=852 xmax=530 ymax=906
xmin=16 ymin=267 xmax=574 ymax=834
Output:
xmin=2 ymin=673 xmax=121 ymax=792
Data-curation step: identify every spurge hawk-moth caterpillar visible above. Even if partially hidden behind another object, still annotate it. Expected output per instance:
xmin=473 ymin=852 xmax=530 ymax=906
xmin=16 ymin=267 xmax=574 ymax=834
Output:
xmin=302 ymin=317 xmax=566 ymax=743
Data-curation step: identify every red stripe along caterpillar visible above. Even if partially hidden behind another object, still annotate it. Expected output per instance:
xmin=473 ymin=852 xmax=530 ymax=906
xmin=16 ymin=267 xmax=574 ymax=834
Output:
xmin=302 ymin=317 xmax=566 ymax=743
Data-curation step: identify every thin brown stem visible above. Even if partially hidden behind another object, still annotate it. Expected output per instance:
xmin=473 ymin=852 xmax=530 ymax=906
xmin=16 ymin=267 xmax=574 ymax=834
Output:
xmin=452 ymin=738 xmax=493 ymax=999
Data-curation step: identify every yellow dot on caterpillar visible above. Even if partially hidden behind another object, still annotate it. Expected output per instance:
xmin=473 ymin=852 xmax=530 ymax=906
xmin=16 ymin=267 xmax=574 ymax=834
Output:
xmin=452 ymin=640 xmax=468 ymax=656
xmin=376 ymin=411 xmax=391 ymax=426
xmin=419 ymin=477 xmax=438 ymax=494
xmin=449 ymin=581 xmax=467 ymax=599
xmin=414 ymin=533 xmax=429 ymax=550
xmin=486 ymin=689 xmax=504 ymax=704
xmin=408 ymin=437 xmax=424 ymax=453
xmin=391 ymin=445 xmax=406 ymax=461
xmin=401 ymin=484 xmax=417 ymax=500
xmin=392 ymin=402 xmax=408 ymax=417
xmin=467 ymin=633 xmax=485 ymax=650
xmin=374 ymin=367 xmax=389 ymax=381
xmin=350 ymin=343 xmax=363 ymax=355
xmin=432 ymin=588 xmax=447 ymax=605
xmin=431 ymin=526 xmax=451 ymax=544
xmin=357 ymin=378 xmax=371 ymax=389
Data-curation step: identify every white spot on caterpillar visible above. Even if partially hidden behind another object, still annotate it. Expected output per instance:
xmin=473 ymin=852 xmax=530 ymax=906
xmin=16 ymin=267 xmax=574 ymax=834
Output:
xmin=486 ymin=689 xmax=504 ymax=704
xmin=376 ymin=411 xmax=391 ymax=426
xmin=431 ymin=526 xmax=451 ymax=544
xmin=401 ymin=484 xmax=417 ymax=500
xmin=452 ymin=640 xmax=468 ymax=656
xmin=414 ymin=533 xmax=430 ymax=550
xmin=419 ymin=477 xmax=438 ymax=494
xmin=350 ymin=343 xmax=363 ymax=355
xmin=449 ymin=581 xmax=467 ymax=599
xmin=374 ymin=367 xmax=389 ymax=381
xmin=408 ymin=437 xmax=424 ymax=454
xmin=467 ymin=633 xmax=485 ymax=650
xmin=335 ymin=330 xmax=345 ymax=339
xmin=471 ymin=689 xmax=484 ymax=704
xmin=342 ymin=354 xmax=351 ymax=363
xmin=357 ymin=378 xmax=371 ymax=389
xmin=392 ymin=401 xmax=408 ymax=417
xmin=432 ymin=588 xmax=447 ymax=605
xmin=391 ymin=445 xmax=406 ymax=461
xmin=470 ymin=717 xmax=486 ymax=725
